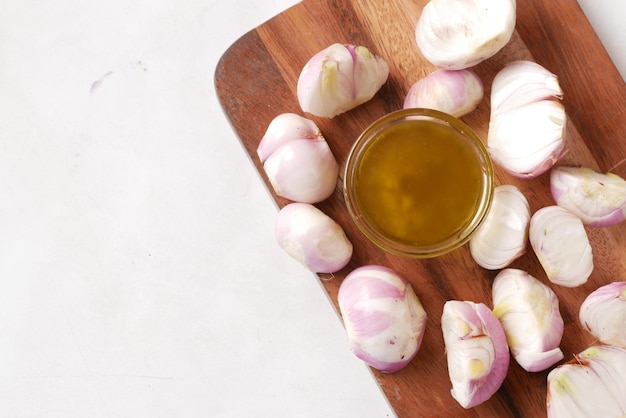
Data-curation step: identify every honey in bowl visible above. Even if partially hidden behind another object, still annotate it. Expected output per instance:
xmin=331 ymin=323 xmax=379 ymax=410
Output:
xmin=344 ymin=108 xmax=493 ymax=258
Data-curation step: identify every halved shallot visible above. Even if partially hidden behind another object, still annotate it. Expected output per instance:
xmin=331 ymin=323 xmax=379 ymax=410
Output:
xmin=469 ymin=185 xmax=530 ymax=270
xmin=550 ymin=165 xmax=626 ymax=227
xmin=579 ymin=281 xmax=626 ymax=348
xmin=529 ymin=205 xmax=593 ymax=287
xmin=441 ymin=300 xmax=509 ymax=408
xmin=492 ymin=269 xmax=564 ymax=372
xmin=547 ymin=345 xmax=626 ymax=417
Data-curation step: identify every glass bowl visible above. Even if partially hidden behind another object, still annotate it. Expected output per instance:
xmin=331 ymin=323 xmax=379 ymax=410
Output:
xmin=343 ymin=108 xmax=494 ymax=258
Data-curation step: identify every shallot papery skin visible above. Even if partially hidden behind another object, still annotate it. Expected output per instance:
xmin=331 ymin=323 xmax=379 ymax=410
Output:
xmin=547 ymin=345 xmax=626 ymax=418
xmin=492 ymin=269 xmax=564 ymax=372
xmin=337 ymin=265 xmax=427 ymax=373
xmin=257 ymin=113 xmax=339 ymax=204
xmin=488 ymin=60 xmax=566 ymax=178
xmin=469 ymin=185 xmax=530 ymax=270
xmin=403 ymin=69 xmax=484 ymax=118
xmin=297 ymin=43 xmax=389 ymax=118
xmin=529 ymin=206 xmax=593 ymax=287
xmin=274 ymin=203 xmax=353 ymax=274
xmin=579 ymin=281 xmax=626 ymax=348
xmin=550 ymin=166 xmax=626 ymax=227
xmin=441 ymin=300 xmax=509 ymax=409
xmin=414 ymin=0 xmax=516 ymax=70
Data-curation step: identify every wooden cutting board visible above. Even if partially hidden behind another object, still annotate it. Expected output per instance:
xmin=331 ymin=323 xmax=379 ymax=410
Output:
xmin=215 ymin=0 xmax=626 ymax=416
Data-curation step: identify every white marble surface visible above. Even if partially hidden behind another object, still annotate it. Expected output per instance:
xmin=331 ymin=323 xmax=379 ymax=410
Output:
xmin=0 ymin=1 xmax=623 ymax=417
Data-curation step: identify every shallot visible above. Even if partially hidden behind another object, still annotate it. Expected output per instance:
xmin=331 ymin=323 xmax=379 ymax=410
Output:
xmin=488 ymin=60 xmax=566 ymax=178
xmin=547 ymin=345 xmax=626 ymax=417
xmin=492 ymin=269 xmax=564 ymax=372
xmin=441 ymin=300 xmax=509 ymax=409
xmin=337 ymin=265 xmax=427 ymax=373
xmin=257 ymin=113 xmax=339 ymax=203
xmin=275 ymin=203 xmax=353 ymax=273
xmin=415 ymin=0 xmax=516 ymax=70
xmin=297 ymin=43 xmax=389 ymax=118
xmin=550 ymin=165 xmax=626 ymax=227
xmin=579 ymin=281 xmax=626 ymax=348
xmin=469 ymin=185 xmax=530 ymax=270
xmin=403 ymin=69 xmax=484 ymax=118
xmin=529 ymin=205 xmax=593 ymax=287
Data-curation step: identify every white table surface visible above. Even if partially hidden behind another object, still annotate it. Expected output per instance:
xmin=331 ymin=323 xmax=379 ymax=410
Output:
xmin=0 ymin=1 xmax=623 ymax=417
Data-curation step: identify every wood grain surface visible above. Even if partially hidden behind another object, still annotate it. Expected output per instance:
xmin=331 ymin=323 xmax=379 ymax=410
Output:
xmin=215 ymin=0 xmax=626 ymax=416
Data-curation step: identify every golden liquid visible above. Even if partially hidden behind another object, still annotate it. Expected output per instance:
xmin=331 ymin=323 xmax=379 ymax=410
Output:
xmin=354 ymin=120 xmax=483 ymax=246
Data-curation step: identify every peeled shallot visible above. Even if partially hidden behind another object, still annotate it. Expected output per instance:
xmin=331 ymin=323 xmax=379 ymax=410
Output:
xmin=469 ymin=185 xmax=530 ymax=270
xmin=547 ymin=345 xmax=626 ymax=417
xmin=275 ymin=203 xmax=353 ymax=273
xmin=579 ymin=281 xmax=626 ymax=348
xmin=529 ymin=205 xmax=593 ymax=287
xmin=338 ymin=265 xmax=427 ymax=373
xmin=551 ymin=165 xmax=626 ymax=227
xmin=415 ymin=0 xmax=516 ymax=70
xmin=492 ymin=269 xmax=564 ymax=372
xmin=297 ymin=43 xmax=389 ymax=118
xmin=257 ymin=113 xmax=339 ymax=203
xmin=403 ymin=69 xmax=484 ymax=118
xmin=441 ymin=300 xmax=509 ymax=408
xmin=487 ymin=60 xmax=566 ymax=178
